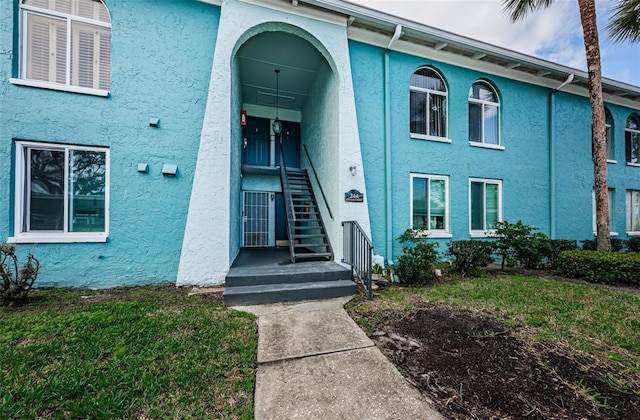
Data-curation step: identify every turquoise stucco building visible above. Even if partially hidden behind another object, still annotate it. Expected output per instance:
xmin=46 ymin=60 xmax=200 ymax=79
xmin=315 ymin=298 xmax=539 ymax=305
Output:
xmin=1 ymin=0 xmax=639 ymax=288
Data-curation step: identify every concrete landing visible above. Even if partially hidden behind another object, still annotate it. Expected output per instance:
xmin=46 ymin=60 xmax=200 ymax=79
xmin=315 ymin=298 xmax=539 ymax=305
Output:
xmin=234 ymin=298 xmax=443 ymax=420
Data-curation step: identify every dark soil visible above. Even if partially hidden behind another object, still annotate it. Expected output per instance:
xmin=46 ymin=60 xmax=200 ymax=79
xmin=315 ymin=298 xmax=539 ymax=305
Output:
xmin=361 ymin=304 xmax=640 ymax=419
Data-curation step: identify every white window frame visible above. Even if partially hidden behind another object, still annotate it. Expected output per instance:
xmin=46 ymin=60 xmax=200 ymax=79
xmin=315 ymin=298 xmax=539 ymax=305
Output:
xmin=592 ymin=188 xmax=618 ymax=237
xmin=409 ymin=173 xmax=451 ymax=238
xmin=11 ymin=0 xmax=111 ymax=97
xmin=469 ymin=178 xmax=502 ymax=238
xmin=410 ymin=68 xmax=450 ymax=143
xmin=625 ymin=115 xmax=640 ymax=166
xmin=8 ymin=140 xmax=110 ymax=244
xmin=626 ymin=190 xmax=640 ymax=236
xmin=468 ymin=81 xmax=503 ymax=150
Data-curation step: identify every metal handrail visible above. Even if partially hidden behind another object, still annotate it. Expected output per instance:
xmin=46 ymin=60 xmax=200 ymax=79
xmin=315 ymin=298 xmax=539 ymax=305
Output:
xmin=303 ymin=144 xmax=333 ymax=220
xmin=278 ymin=140 xmax=297 ymax=262
xmin=342 ymin=220 xmax=373 ymax=299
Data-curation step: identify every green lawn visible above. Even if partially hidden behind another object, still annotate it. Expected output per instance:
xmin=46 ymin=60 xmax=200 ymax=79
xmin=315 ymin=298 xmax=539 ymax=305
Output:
xmin=1 ymin=286 xmax=257 ymax=419
xmin=349 ymin=275 xmax=640 ymax=377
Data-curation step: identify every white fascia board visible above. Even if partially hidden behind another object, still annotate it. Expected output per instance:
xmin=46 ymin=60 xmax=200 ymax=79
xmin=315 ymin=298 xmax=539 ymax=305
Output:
xmin=347 ymin=26 xmax=640 ymax=109
xmin=304 ymin=0 xmax=639 ymax=97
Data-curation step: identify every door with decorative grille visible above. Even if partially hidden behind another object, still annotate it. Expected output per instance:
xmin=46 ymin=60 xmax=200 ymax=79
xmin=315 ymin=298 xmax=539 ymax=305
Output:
xmin=243 ymin=191 xmax=275 ymax=247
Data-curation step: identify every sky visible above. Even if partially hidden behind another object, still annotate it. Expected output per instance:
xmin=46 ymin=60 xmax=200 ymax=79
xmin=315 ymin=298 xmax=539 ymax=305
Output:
xmin=349 ymin=0 xmax=639 ymax=88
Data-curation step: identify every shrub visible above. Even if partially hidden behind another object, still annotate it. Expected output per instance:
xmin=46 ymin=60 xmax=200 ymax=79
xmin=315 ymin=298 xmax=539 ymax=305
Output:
xmin=556 ymin=250 xmax=640 ymax=286
xmin=1 ymin=243 xmax=40 ymax=306
xmin=581 ymin=238 xmax=627 ymax=252
xmin=544 ymin=239 xmax=578 ymax=269
xmin=627 ymin=237 xmax=640 ymax=252
xmin=395 ymin=228 xmax=439 ymax=284
xmin=445 ymin=240 xmax=495 ymax=276
xmin=494 ymin=220 xmax=549 ymax=269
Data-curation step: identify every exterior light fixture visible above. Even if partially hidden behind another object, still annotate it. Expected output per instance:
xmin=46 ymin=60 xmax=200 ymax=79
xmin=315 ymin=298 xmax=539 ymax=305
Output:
xmin=349 ymin=165 xmax=357 ymax=176
xmin=272 ymin=69 xmax=282 ymax=136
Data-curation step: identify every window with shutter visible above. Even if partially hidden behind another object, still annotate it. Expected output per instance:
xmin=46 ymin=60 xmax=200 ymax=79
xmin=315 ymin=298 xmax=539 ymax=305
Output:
xmin=19 ymin=0 xmax=111 ymax=93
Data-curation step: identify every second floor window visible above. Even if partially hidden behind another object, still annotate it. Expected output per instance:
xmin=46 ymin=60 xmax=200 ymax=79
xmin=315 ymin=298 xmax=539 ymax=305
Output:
xmin=20 ymin=0 xmax=111 ymax=92
xmin=410 ymin=67 xmax=447 ymax=140
xmin=625 ymin=114 xmax=640 ymax=164
xmin=469 ymin=81 xmax=500 ymax=146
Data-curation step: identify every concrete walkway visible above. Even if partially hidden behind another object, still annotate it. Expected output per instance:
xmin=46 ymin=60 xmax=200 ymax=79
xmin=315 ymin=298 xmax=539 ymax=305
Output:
xmin=233 ymin=297 xmax=443 ymax=420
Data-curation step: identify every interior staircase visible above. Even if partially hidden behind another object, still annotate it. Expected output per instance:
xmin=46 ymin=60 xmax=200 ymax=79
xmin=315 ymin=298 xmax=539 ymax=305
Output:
xmin=282 ymin=168 xmax=333 ymax=263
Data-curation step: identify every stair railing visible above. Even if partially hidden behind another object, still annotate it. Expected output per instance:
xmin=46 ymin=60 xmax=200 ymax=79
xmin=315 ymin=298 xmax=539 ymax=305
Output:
xmin=302 ymin=145 xmax=333 ymax=220
xmin=278 ymin=141 xmax=297 ymax=263
xmin=342 ymin=221 xmax=373 ymax=299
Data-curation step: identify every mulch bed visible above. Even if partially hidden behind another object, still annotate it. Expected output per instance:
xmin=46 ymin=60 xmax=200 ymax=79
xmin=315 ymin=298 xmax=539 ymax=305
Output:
xmin=364 ymin=304 xmax=640 ymax=419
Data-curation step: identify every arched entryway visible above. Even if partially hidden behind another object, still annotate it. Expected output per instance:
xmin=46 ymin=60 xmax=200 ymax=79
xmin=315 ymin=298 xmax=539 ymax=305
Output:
xmin=232 ymin=28 xmax=338 ymax=255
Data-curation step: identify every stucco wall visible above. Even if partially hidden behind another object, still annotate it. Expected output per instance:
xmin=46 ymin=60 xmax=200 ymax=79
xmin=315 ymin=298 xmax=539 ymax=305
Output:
xmin=352 ymin=41 xmax=552 ymax=261
xmin=0 ymin=0 xmax=220 ymax=287
xmin=350 ymin=39 xmax=640 ymax=262
xmin=555 ymin=93 xmax=640 ymax=240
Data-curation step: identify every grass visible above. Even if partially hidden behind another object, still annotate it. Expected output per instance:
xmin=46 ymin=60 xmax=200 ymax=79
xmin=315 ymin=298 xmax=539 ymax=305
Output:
xmin=348 ymin=275 xmax=640 ymax=376
xmin=0 ymin=286 xmax=257 ymax=419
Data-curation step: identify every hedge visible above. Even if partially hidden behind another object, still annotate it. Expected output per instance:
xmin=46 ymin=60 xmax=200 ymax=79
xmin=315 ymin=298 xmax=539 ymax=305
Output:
xmin=556 ymin=250 xmax=640 ymax=286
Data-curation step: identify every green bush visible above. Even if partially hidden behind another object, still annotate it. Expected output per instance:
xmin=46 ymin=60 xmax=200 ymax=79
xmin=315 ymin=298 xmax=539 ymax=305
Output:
xmin=627 ymin=237 xmax=640 ymax=252
xmin=580 ymin=238 xmax=627 ymax=252
xmin=445 ymin=240 xmax=495 ymax=276
xmin=556 ymin=250 xmax=640 ymax=286
xmin=395 ymin=228 xmax=439 ymax=284
xmin=544 ymin=239 xmax=578 ymax=269
xmin=1 ymin=243 xmax=40 ymax=306
xmin=494 ymin=220 xmax=549 ymax=269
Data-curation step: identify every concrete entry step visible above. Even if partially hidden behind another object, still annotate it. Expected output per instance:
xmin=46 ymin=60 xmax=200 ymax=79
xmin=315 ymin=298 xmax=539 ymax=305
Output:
xmin=223 ymin=248 xmax=357 ymax=305
xmin=223 ymin=279 xmax=357 ymax=306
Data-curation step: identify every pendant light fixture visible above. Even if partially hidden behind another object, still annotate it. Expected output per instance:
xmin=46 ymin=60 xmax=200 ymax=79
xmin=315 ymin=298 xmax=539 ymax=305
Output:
xmin=272 ymin=69 xmax=282 ymax=136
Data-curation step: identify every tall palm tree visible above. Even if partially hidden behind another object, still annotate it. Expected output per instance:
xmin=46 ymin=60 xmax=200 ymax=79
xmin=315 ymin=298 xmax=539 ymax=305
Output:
xmin=503 ymin=0 xmax=612 ymax=250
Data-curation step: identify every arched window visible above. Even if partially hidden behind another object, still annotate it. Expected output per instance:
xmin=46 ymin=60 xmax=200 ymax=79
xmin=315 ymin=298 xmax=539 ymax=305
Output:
xmin=625 ymin=114 xmax=640 ymax=164
xmin=410 ymin=67 xmax=447 ymax=139
xmin=20 ymin=0 xmax=111 ymax=92
xmin=468 ymin=81 xmax=500 ymax=146
xmin=593 ymin=108 xmax=615 ymax=161
xmin=605 ymin=108 xmax=614 ymax=161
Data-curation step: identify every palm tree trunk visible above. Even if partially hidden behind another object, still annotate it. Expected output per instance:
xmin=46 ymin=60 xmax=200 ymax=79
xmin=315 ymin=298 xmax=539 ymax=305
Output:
xmin=578 ymin=0 xmax=611 ymax=251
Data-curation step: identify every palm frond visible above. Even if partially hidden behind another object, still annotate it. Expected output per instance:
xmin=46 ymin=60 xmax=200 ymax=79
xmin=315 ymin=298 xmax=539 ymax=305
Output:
xmin=607 ymin=0 xmax=640 ymax=43
xmin=502 ymin=0 xmax=555 ymax=22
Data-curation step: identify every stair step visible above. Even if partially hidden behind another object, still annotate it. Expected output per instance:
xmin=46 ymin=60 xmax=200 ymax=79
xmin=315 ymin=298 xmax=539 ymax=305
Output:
xmin=294 ymin=252 xmax=333 ymax=261
xmin=223 ymin=279 xmax=356 ymax=305
xmin=293 ymin=234 xmax=326 ymax=239
xmin=294 ymin=243 xmax=329 ymax=248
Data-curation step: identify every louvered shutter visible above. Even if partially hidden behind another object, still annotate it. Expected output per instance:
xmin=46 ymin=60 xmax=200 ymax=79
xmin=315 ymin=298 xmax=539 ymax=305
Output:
xmin=23 ymin=0 xmax=110 ymax=91
xmin=25 ymin=13 xmax=67 ymax=84
xmin=98 ymin=29 xmax=111 ymax=90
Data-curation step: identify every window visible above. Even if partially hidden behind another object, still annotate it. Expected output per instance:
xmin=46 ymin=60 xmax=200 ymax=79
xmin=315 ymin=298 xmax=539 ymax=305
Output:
xmin=592 ymin=188 xmax=616 ymax=235
xmin=469 ymin=178 xmax=502 ymax=236
xmin=410 ymin=67 xmax=448 ymax=141
xmin=18 ymin=0 xmax=111 ymax=94
xmin=627 ymin=190 xmax=640 ymax=234
xmin=410 ymin=174 xmax=450 ymax=237
xmin=606 ymin=109 xmax=614 ymax=161
xmin=593 ymin=108 xmax=615 ymax=161
xmin=11 ymin=141 xmax=109 ymax=243
xmin=625 ymin=114 xmax=640 ymax=165
xmin=468 ymin=81 xmax=500 ymax=147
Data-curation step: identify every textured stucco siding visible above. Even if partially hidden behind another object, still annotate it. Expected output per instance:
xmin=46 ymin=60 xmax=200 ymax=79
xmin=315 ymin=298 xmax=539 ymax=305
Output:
xmin=0 ymin=0 xmax=220 ymax=287
xmin=555 ymin=93 xmax=640 ymax=240
xmin=351 ymin=41 xmax=552 ymax=261
xmin=350 ymin=39 xmax=640 ymax=262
